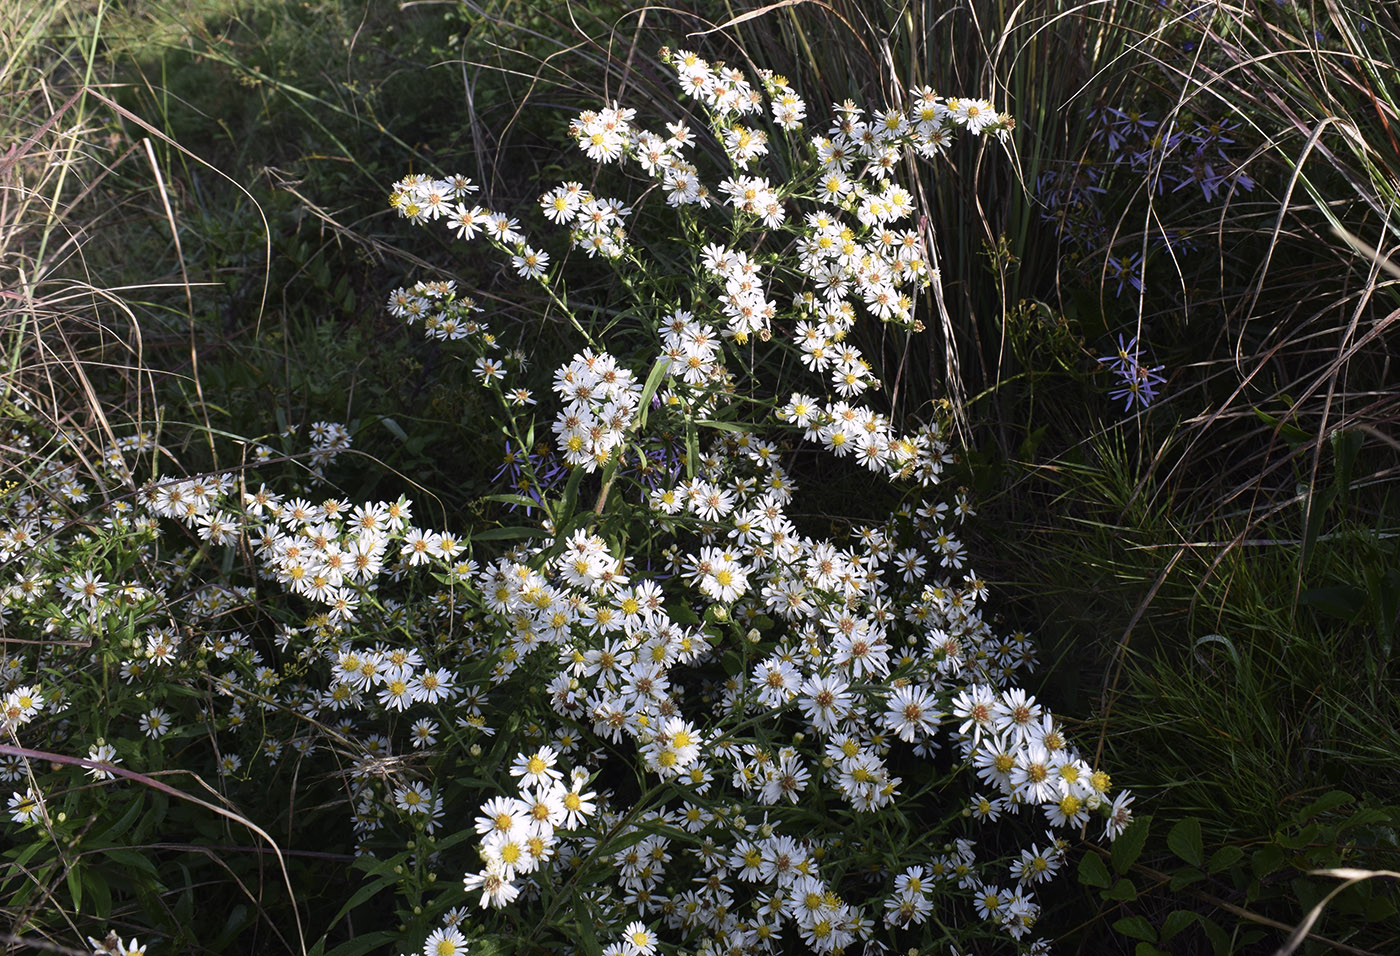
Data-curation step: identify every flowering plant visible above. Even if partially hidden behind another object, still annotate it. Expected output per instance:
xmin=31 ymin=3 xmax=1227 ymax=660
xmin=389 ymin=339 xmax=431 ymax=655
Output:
xmin=0 ymin=46 xmax=1131 ymax=956
xmin=379 ymin=48 xmax=1133 ymax=956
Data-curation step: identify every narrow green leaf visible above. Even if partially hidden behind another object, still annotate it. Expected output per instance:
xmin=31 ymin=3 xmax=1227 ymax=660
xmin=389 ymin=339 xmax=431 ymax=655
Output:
xmin=472 ymin=526 xmax=548 ymax=542
xmin=324 ymin=871 xmax=397 ymax=931
xmin=696 ymin=418 xmax=751 ymax=433
xmin=685 ymin=419 xmax=698 ymax=480
xmin=380 ymin=416 xmax=409 ymax=442
xmin=573 ymin=898 xmax=602 ymax=956
xmin=482 ymin=493 xmax=546 ymax=511
xmin=84 ymin=868 xmax=111 ymax=918
xmin=1300 ymin=485 xmax=1336 ymax=571
xmin=635 ymin=356 xmax=671 ymax=430
xmin=66 ymin=863 xmax=82 ymax=912
xmin=100 ymin=848 xmax=158 ymax=877
xmin=557 ymin=462 xmax=586 ymax=526
xmin=322 ymin=931 xmax=401 ymax=956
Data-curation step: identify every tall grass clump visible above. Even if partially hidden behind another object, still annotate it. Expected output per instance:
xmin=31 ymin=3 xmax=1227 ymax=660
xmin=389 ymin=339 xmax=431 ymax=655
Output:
xmin=954 ymin=0 xmax=1400 ymax=952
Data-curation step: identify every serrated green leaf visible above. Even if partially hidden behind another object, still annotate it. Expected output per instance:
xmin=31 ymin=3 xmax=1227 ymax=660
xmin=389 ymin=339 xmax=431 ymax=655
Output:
xmin=1160 ymin=909 xmax=1197 ymax=941
xmin=1251 ymin=843 xmax=1285 ymax=877
xmin=1200 ymin=915 xmax=1230 ymax=956
xmin=1113 ymin=915 xmax=1156 ymax=941
xmin=1112 ymin=815 xmax=1151 ymax=874
xmin=1104 ymin=876 xmax=1138 ymax=900
xmin=1169 ymin=866 xmax=1207 ymax=891
xmin=1297 ymin=790 xmax=1352 ymax=821
xmin=1207 ymin=845 xmax=1244 ymax=873
xmin=1167 ymin=817 xmax=1204 ymax=866
xmin=1078 ymin=851 xmax=1111 ymax=888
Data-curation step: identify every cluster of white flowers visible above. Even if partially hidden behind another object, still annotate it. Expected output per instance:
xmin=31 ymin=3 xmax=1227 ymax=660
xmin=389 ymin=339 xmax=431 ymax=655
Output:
xmin=461 ymin=747 xmax=599 ymax=908
xmin=2 ymin=684 xmax=43 ymax=732
xmin=388 ymin=278 xmax=488 ymax=342
xmin=550 ymin=350 xmax=643 ymax=472
xmin=371 ymin=46 xmax=1131 ymax=956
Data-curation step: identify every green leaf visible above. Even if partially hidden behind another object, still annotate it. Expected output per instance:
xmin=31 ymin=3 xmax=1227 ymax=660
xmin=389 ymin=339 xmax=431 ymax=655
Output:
xmin=1207 ymin=845 xmax=1244 ymax=874
xmin=83 ymin=868 xmax=111 ymax=918
xmin=1167 ymin=817 xmax=1204 ymax=867
xmin=92 ymin=793 xmax=146 ymax=845
xmin=1300 ymin=484 xmax=1337 ymax=571
xmin=685 ymin=418 xmax=699 ymax=480
xmin=670 ymin=602 xmax=700 ymax=626
xmin=696 ymin=418 xmax=751 ymax=433
xmin=66 ymin=862 xmax=82 ymax=912
xmin=1299 ymin=585 xmax=1366 ymax=620
xmin=321 ymin=931 xmax=401 ymax=956
xmin=1200 ymin=915 xmax=1231 ymax=956
xmin=324 ymin=870 xmax=397 ymax=931
xmin=635 ymin=356 xmax=671 ymax=430
xmin=1169 ymin=866 xmax=1207 ymax=891
xmin=573 ymin=897 xmax=602 ymax=956
xmin=1251 ymin=843 xmax=1285 ymax=878
xmin=1370 ymin=566 xmax=1400 ymax=651
xmin=1078 ymin=851 xmax=1111 ymax=888
xmin=1104 ymin=877 xmax=1139 ymax=901
xmin=100 ymin=848 xmax=159 ymax=877
xmin=1331 ymin=427 xmax=1362 ymax=500
xmin=1113 ymin=915 xmax=1156 ymax=941
xmin=379 ymin=416 xmax=409 ymax=442
xmin=1112 ymin=815 xmax=1151 ymax=874
xmin=1253 ymin=407 xmax=1309 ymax=443
xmin=1297 ymin=790 xmax=1353 ymax=821
xmin=482 ymin=493 xmax=546 ymax=511
xmin=1161 ymin=909 xmax=1198 ymax=941
xmin=472 ymin=525 xmax=547 ymax=542
xmin=556 ymin=461 xmax=586 ymax=526
xmin=1365 ymin=892 xmax=1396 ymax=922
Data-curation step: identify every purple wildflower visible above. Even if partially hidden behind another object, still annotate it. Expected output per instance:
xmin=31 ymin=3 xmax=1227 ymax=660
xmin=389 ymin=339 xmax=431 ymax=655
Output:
xmin=1101 ymin=334 xmax=1166 ymax=411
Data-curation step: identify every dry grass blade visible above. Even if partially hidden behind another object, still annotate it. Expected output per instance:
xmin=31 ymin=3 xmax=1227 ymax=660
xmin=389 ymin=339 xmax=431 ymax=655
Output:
xmin=1272 ymin=868 xmax=1400 ymax=956
xmin=0 ymin=743 xmax=308 ymax=956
